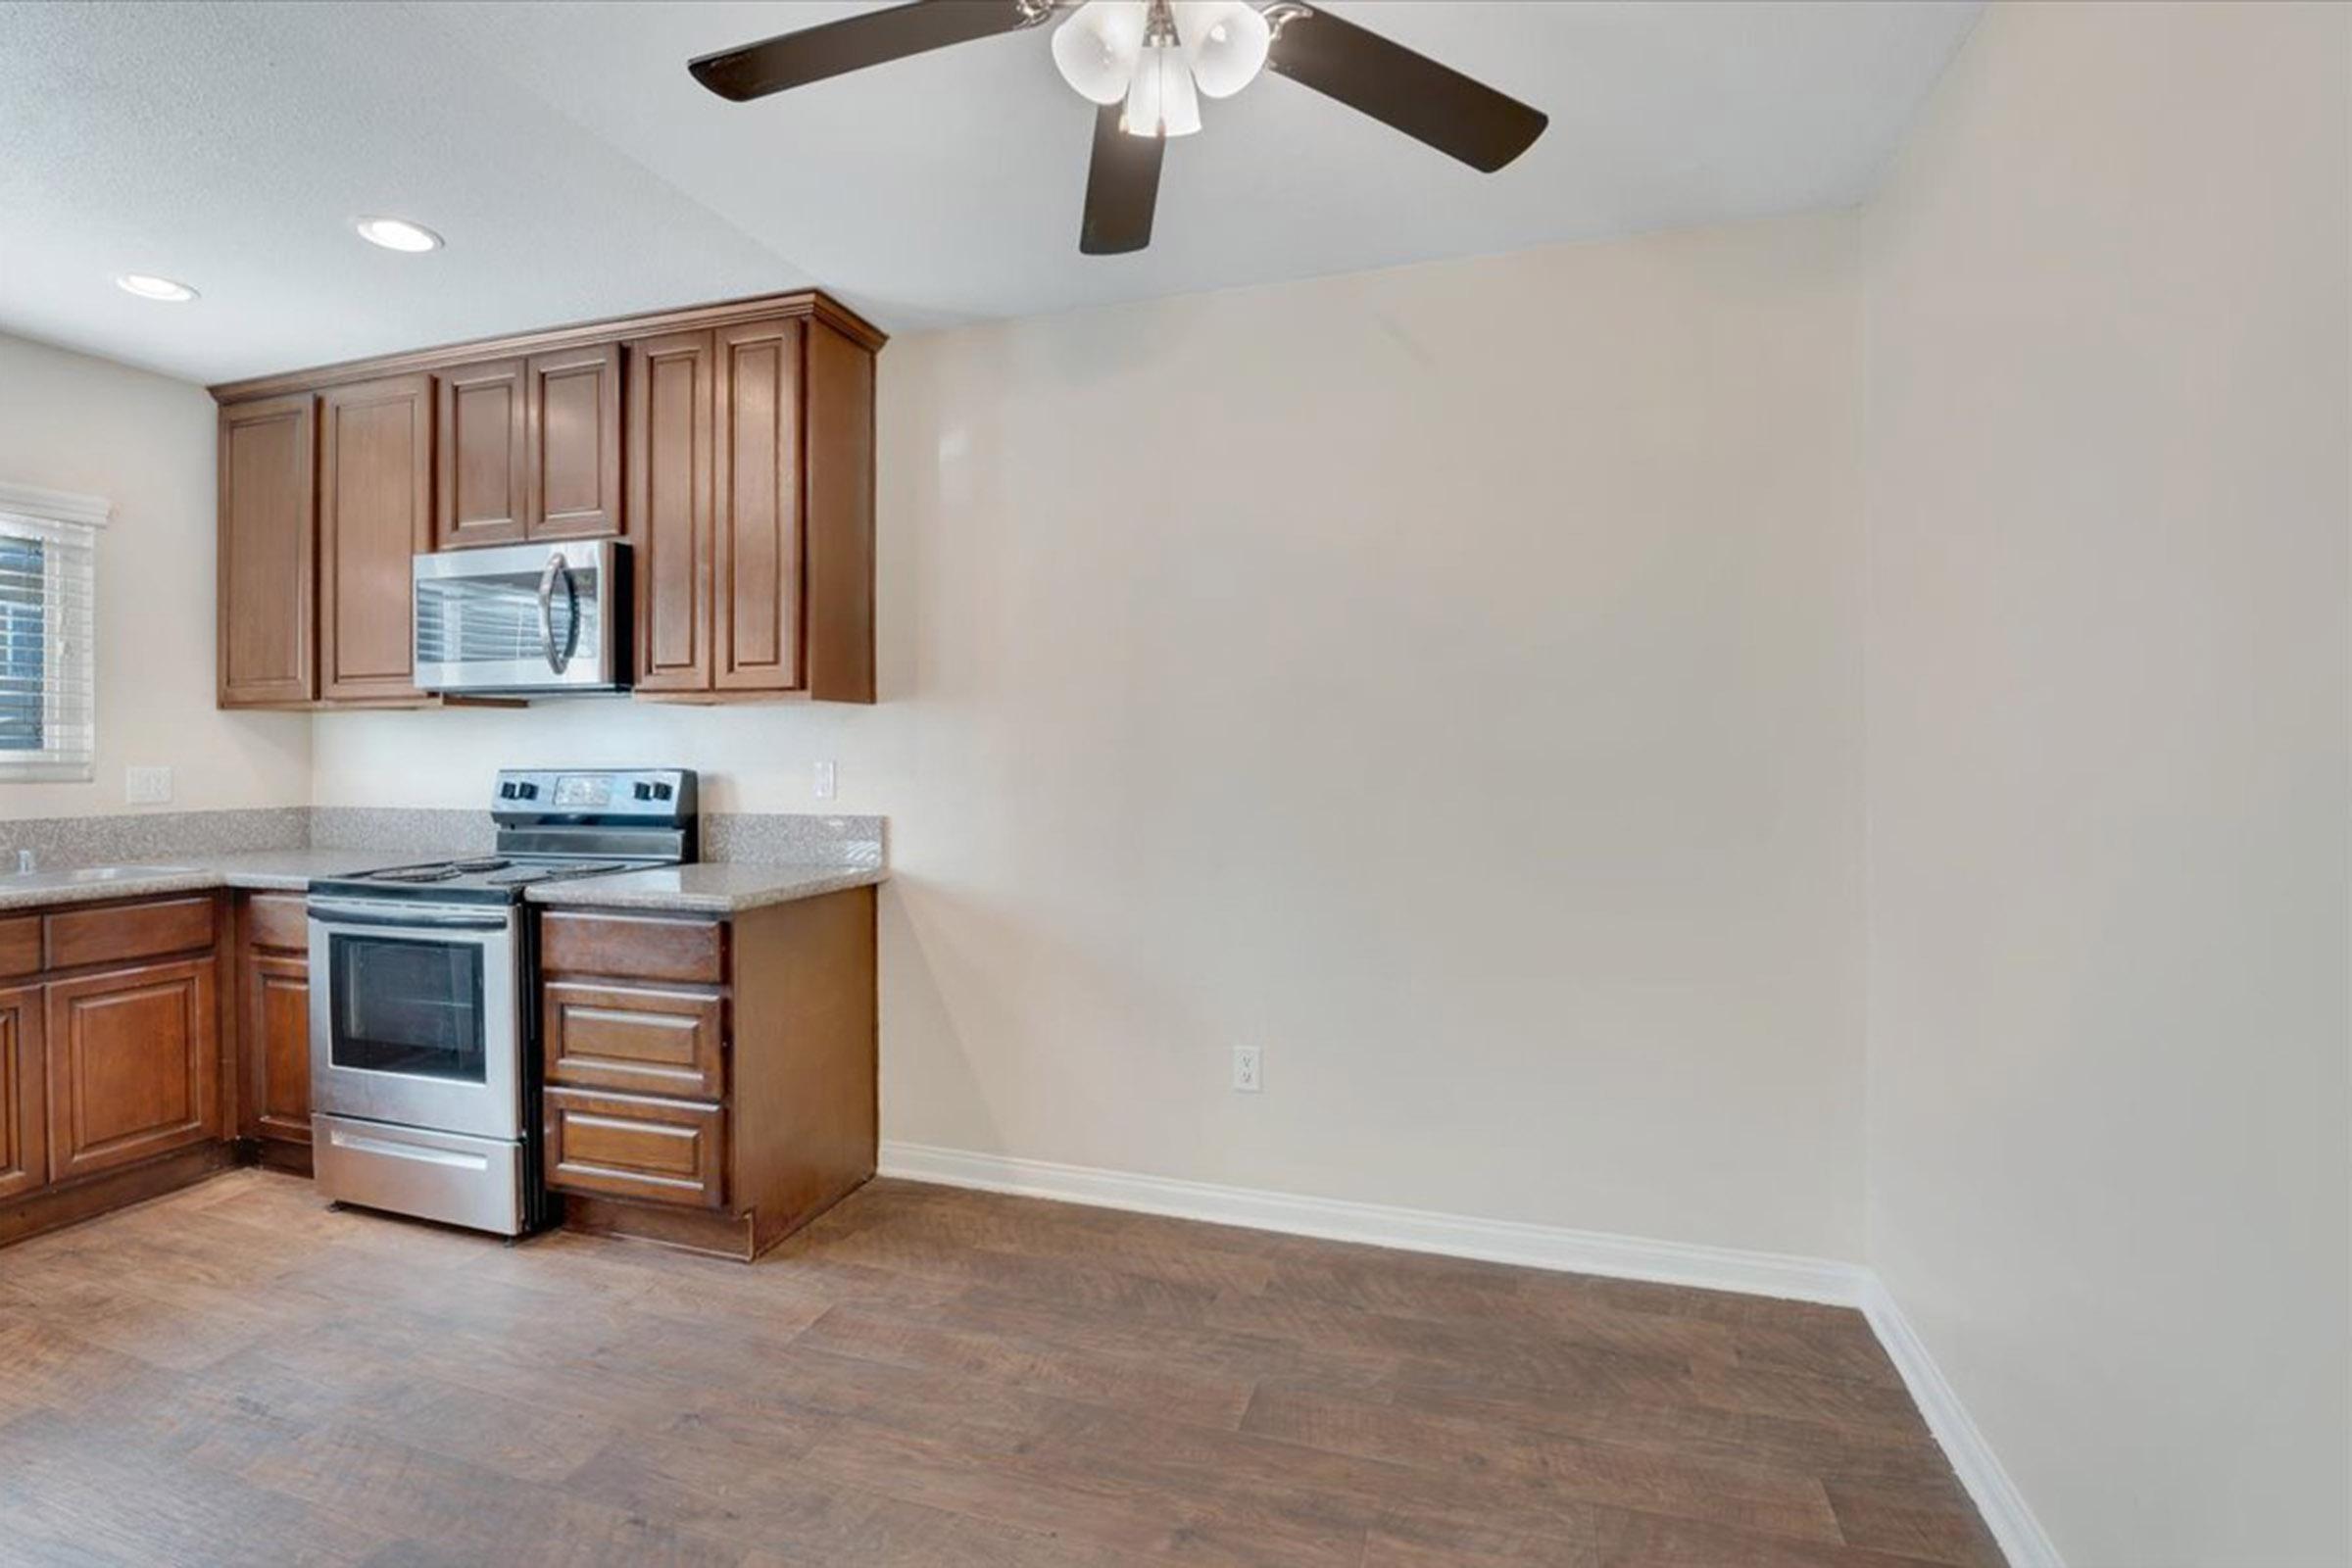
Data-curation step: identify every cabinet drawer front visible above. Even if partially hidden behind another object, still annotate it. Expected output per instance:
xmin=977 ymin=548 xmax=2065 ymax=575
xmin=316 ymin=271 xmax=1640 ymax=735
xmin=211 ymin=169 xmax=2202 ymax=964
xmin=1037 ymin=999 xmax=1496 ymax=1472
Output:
xmin=45 ymin=897 xmax=218 ymax=971
xmin=545 ymin=1088 xmax=724 ymax=1209
xmin=545 ymin=982 xmax=723 ymax=1098
xmin=242 ymin=893 xmax=309 ymax=954
xmin=540 ymin=911 xmax=724 ymax=984
xmin=0 ymin=915 xmax=39 ymax=979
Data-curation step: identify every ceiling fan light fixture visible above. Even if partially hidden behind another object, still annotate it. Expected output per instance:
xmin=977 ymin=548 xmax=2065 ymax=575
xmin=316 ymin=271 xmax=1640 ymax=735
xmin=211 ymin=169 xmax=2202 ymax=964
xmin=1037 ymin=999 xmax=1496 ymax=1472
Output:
xmin=1052 ymin=0 xmax=1151 ymax=105
xmin=1170 ymin=1 xmax=1269 ymax=98
xmin=1121 ymin=38 xmax=1200 ymax=138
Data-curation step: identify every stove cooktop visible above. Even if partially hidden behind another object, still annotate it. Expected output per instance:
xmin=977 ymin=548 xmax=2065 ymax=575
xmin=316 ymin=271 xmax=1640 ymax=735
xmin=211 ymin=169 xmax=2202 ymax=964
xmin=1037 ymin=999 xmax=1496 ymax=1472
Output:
xmin=309 ymin=856 xmax=650 ymax=906
xmin=309 ymin=768 xmax=698 ymax=906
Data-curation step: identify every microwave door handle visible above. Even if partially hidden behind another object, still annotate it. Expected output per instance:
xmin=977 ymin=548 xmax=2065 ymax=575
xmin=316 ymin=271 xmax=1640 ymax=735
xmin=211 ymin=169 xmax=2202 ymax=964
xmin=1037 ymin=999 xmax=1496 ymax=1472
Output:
xmin=536 ymin=552 xmax=571 ymax=675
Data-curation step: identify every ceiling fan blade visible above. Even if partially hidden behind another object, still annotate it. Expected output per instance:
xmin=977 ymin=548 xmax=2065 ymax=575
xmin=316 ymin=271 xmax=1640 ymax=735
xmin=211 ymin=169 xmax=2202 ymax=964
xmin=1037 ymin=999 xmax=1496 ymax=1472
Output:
xmin=1079 ymin=103 xmax=1163 ymax=255
xmin=689 ymin=1 xmax=1044 ymax=103
xmin=1266 ymin=5 xmax=1546 ymax=173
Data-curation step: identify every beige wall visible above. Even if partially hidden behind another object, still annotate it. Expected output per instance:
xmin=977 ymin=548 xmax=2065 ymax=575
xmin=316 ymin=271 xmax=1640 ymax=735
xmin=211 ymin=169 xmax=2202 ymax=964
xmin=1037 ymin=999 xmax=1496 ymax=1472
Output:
xmin=316 ymin=212 xmax=1872 ymax=1258
xmin=0 ymin=332 xmax=310 ymax=819
xmin=27 ymin=9 xmax=2352 ymax=1555
xmin=1862 ymin=4 xmax=2350 ymax=1564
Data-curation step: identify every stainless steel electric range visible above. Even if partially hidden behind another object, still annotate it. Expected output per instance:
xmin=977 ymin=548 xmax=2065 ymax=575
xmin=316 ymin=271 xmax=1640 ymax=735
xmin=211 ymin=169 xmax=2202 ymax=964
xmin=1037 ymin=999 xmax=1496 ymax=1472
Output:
xmin=306 ymin=767 xmax=698 ymax=1236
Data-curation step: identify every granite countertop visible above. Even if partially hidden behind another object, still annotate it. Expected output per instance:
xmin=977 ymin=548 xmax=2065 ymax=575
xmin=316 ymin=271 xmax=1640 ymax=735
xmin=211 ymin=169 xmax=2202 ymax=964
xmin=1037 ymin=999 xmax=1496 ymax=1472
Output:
xmin=0 ymin=848 xmax=882 ymax=915
xmin=522 ymin=862 xmax=888 ymax=914
xmin=0 ymin=847 xmax=462 ymax=910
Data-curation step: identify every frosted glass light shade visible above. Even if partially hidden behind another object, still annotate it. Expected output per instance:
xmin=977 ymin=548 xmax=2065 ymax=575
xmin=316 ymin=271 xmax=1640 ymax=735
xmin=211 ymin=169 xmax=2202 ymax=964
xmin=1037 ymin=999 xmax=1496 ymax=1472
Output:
xmin=1121 ymin=40 xmax=1201 ymax=137
xmin=1052 ymin=0 xmax=1151 ymax=105
xmin=1170 ymin=1 xmax=1270 ymax=99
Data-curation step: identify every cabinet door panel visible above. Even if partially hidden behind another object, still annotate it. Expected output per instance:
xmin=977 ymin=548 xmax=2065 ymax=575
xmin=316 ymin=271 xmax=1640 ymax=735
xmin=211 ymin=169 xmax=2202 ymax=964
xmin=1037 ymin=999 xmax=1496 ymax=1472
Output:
xmin=712 ymin=318 xmax=804 ymax=692
xmin=319 ymin=375 xmax=434 ymax=701
xmin=528 ymin=344 xmax=622 ymax=540
xmin=436 ymin=359 xmax=528 ymax=549
xmin=626 ymin=330 xmax=713 ymax=691
xmin=218 ymin=394 xmax=317 ymax=705
xmin=46 ymin=958 xmax=220 ymax=1183
xmin=243 ymin=953 xmax=311 ymax=1145
xmin=0 ymin=985 xmax=43 ymax=1201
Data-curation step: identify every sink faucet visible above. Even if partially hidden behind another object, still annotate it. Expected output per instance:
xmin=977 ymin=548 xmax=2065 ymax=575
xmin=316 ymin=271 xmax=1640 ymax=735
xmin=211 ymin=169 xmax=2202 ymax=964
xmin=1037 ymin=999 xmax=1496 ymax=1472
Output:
xmin=15 ymin=849 xmax=33 ymax=874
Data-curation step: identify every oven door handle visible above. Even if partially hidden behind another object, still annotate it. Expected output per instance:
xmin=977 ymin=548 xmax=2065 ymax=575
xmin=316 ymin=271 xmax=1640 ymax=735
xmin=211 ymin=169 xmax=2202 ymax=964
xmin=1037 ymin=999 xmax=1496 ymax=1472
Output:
xmin=308 ymin=904 xmax=513 ymax=933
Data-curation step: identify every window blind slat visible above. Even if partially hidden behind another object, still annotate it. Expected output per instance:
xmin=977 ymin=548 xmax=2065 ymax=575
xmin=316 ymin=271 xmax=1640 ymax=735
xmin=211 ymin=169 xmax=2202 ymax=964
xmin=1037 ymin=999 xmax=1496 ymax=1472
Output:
xmin=0 ymin=512 xmax=97 ymax=777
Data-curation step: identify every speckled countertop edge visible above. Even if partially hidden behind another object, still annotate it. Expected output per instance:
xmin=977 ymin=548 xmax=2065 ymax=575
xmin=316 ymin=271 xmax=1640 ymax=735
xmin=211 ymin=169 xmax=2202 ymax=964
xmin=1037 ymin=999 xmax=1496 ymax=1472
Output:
xmin=0 ymin=853 xmax=886 ymax=914
xmin=522 ymin=863 xmax=889 ymax=914
xmin=0 ymin=848 xmax=470 ymax=910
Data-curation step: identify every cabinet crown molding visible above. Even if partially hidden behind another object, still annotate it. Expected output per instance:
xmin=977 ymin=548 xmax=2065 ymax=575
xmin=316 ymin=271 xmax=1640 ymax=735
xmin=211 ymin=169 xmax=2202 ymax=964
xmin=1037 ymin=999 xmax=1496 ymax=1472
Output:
xmin=209 ymin=290 xmax=887 ymax=404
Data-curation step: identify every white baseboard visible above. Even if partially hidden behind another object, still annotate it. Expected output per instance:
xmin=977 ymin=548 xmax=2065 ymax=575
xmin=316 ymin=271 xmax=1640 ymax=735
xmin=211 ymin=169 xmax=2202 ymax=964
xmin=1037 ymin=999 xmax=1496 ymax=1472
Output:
xmin=879 ymin=1141 xmax=2060 ymax=1568
xmin=1861 ymin=1276 xmax=2064 ymax=1568
xmin=878 ymin=1140 xmax=1867 ymax=1305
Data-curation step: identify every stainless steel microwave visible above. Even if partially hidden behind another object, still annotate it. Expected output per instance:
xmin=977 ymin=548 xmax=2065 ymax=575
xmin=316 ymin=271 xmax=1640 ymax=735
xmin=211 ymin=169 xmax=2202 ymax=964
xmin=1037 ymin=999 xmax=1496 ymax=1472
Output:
xmin=413 ymin=540 xmax=628 ymax=695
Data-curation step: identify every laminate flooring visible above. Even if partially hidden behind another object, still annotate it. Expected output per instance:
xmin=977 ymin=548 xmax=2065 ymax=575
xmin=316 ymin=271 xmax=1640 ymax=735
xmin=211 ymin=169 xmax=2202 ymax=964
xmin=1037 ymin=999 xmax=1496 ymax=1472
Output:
xmin=0 ymin=1170 xmax=2002 ymax=1567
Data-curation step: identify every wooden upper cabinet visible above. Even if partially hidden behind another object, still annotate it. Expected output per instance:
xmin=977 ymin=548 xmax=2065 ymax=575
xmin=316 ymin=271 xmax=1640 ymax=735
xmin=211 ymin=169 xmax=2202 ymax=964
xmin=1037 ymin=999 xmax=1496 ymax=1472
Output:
xmin=212 ymin=292 xmax=878 ymax=708
xmin=218 ymin=394 xmax=317 ymax=706
xmin=436 ymin=358 xmax=528 ymax=549
xmin=434 ymin=346 xmax=620 ymax=549
xmin=804 ymin=320 xmax=877 ymax=704
xmin=0 ymin=985 xmax=43 ymax=1202
xmin=528 ymin=344 xmax=623 ymax=540
xmin=627 ymin=330 xmax=714 ymax=693
xmin=713 ymin=318 xmax=805 ymax=693
xmin=45 ymin=957 xmax=220 ymax=1185
xmin=624 ymin=313 xmax=874 ymax=703
xmin=319 ymin=374 xmax=434 ymax=702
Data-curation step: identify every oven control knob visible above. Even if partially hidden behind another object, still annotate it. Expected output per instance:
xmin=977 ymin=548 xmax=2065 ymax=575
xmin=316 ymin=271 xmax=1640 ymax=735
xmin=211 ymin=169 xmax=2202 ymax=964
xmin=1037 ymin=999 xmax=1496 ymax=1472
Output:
xmin=632 ymin=782 xmax=655 ymax=802
xmin=653 ymin=782 xmax=673 ymax=801
xmin=514 ymin=782 xmax=538 ymax=800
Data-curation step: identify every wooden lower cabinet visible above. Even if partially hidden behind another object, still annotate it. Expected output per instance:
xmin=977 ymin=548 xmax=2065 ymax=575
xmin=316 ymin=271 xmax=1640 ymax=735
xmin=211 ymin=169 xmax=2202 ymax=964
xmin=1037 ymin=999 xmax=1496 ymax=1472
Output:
xmin=0 ymin=895 xmax=235 ymax=1248
xmin=0 ymin=985 xmax=44 ymax=1202
xmin=243 ymin=955 xmax=312 ymax=1147
xmin=237 ymin=894 xmax=313 ymax=1161
xmin=539 ymin=888 xmax=876 ymax=1260
xmin=44 ymin=956 xmax=220 ymax=1185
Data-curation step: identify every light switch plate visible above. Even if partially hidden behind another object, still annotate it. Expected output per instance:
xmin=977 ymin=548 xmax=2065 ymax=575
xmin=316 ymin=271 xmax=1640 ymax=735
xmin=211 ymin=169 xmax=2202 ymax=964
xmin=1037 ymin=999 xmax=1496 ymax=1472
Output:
xmin=124 ymin=765 xmax=172 ymax=805
xmin=812 ymin=760 xmax=837 ymax=801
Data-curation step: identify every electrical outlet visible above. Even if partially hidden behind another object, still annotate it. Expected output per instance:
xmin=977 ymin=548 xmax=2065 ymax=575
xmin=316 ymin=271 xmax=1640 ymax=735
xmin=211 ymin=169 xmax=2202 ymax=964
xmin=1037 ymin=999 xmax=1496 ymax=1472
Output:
xmin=1233 ymin=1044 xmax=1263 ymax=1094
xmin=812 ymin=760 xmax=838 ymax=801
xmin=123 ymin=765 xmax=172 ymax=805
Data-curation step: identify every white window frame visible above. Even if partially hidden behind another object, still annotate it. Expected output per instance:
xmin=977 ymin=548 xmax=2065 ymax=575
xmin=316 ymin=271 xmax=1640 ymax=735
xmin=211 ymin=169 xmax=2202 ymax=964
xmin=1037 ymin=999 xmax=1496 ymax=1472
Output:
xmin=0 ymin=481 xmax=107 ymax=784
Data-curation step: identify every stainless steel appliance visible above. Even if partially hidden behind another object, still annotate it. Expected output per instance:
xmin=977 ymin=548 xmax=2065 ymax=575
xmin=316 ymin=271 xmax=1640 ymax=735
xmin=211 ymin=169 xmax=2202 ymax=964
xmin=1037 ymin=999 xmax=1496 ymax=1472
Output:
xmin=308 ymin=767 xmax=697 ymax=1235
xmin=413 ymin=540 xmax=629 ymax=695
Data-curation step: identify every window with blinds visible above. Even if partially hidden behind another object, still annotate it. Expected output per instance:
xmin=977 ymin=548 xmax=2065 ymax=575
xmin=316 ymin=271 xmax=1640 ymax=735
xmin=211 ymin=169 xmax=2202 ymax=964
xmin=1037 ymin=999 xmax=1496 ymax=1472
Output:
xmin=0 ymin=508 xmax=97 ymax=782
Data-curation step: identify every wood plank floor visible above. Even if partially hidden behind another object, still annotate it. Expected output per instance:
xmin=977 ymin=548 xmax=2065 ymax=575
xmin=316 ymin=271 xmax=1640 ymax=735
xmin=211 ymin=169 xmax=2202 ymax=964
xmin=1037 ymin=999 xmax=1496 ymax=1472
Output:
xmin=0 ymin=1170 xmax=2001 ymax=1567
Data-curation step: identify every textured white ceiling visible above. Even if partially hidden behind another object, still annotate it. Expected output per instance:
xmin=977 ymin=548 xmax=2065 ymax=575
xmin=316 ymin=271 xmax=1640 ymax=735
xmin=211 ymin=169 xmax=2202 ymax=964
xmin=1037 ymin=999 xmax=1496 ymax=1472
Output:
xmin=0 ymin=0 xmax=1978 ymax=384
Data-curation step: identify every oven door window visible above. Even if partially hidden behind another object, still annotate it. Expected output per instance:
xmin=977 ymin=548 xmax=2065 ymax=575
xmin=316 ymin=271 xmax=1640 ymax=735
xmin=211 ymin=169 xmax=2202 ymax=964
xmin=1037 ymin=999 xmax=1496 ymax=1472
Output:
xmin=327 ymin=934 xmax=488 ymax=1081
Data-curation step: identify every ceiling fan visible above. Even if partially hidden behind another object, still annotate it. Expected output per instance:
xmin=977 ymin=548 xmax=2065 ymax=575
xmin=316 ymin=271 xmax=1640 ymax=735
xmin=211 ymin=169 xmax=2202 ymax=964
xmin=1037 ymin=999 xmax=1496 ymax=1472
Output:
xmin=687 ymin=0 xmax=1547 ymax=256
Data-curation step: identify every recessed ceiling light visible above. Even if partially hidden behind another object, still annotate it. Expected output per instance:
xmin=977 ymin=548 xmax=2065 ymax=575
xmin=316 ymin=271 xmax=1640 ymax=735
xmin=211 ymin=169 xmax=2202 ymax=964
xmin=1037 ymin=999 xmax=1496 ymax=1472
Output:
xmin=115 ymin=273 xmax=198 ymax=303
xmin=354 ymin=217 xmax=444 ymax=253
